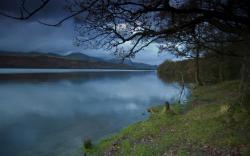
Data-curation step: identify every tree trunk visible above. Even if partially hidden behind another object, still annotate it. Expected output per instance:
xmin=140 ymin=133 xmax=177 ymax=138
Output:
xmin=195 ymin=50 xmax=203 ymax=86
xmin=218 ymin=55 xmax=225 ymax=82
xmin=239 ymin=54 xmax=250 ymax=110
xmin=178 ymin=72 xmax=185 ymax=104
xmin=229 ymin=34 xmax=250 ymax=113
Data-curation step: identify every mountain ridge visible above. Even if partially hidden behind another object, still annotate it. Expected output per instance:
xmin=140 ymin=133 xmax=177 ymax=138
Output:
xmin=0 ymin=51 xmax=157 ymax=70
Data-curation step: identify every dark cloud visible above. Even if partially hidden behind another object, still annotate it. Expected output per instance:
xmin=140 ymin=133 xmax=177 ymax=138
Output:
xmin=0 ymin=0 xmax=173 ymax=65
xmin=0 ymin=0 xmax=22 ymax=12
xmin=0 ymin=0 xmax=68 ymax=20
xmin=0 ymin=18 xmax=75 ymax=53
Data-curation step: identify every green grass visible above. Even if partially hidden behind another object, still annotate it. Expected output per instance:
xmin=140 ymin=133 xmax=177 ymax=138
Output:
xmin=84 ymin=81 xmax=250 ymax=156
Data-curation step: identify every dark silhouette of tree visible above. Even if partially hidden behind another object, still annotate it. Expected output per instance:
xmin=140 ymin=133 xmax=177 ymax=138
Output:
xmin=65 ymin=0 xmax=250 ymax=59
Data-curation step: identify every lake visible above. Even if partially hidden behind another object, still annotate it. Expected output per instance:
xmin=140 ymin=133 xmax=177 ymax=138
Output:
xmin=0 ymin=69 xmax=188 ymax=156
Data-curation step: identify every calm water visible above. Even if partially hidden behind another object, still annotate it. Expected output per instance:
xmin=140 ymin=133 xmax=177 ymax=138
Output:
xmin=0 ymin=69 xmax=187 ymax=156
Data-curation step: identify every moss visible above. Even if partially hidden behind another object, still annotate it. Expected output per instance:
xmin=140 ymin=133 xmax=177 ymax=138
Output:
xmin=85 ymin=81 xmax=250 ymax=155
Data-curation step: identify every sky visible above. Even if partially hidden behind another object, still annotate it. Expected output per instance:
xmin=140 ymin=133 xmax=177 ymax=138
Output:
xmin=0 ymin=0 xmax=175 ymax=65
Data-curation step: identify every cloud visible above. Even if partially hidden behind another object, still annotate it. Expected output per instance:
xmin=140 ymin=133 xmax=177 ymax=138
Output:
xmin=133 ymin=43 xmax=175 ymax=65
xmin=0 ymin=18 xmax=75 ymax=53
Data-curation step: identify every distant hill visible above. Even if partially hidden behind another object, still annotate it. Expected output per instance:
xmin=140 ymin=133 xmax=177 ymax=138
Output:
xmin=63 ymin=53 xmax=103 ymax=62
xmin=0 ymin=51 xmax=157 ymax=70
xmin=106 ymin=58 xmax=157 ymax=70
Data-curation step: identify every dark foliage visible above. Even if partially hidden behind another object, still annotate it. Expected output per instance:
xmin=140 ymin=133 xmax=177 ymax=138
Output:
xmin=157 ymin=55 xmax=241 ymax=84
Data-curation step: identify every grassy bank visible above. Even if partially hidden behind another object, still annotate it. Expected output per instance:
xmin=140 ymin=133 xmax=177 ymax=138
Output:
xmin=85 ymin=81 xmax=250 ymax=155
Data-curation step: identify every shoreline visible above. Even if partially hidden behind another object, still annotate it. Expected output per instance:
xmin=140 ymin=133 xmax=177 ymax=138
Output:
xmin=0 ymin=68 xmax=156 ymax=74
xmin=85 ymin=81 xmax=250 ymax=155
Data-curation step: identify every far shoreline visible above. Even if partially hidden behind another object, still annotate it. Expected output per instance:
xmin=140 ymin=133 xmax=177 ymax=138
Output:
xmin=0 ymin=68 xmax=156 ymax=74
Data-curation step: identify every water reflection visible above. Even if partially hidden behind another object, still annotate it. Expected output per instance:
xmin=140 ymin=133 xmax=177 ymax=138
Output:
xmin=0 ymin=70 xmax=187 ymax=156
